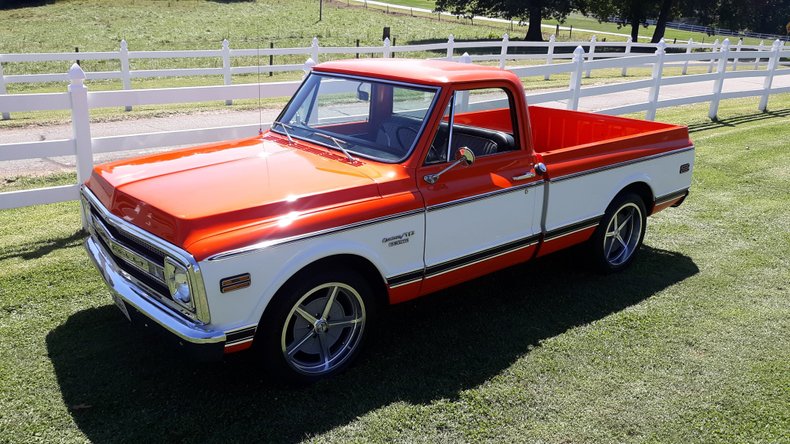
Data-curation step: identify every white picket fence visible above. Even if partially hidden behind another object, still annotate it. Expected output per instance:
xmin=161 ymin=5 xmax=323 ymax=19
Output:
xmin=0 ymin=34 xmax=778 ymax=120
xmin=0 ymin=37 xmax=788 ymax=210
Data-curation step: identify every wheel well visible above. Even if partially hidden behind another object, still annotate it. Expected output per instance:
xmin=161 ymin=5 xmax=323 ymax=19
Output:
xmin=617 ymin=182 xmax=654 ymax=214
xmin=283 ymin=254 xmax=389 ymax=307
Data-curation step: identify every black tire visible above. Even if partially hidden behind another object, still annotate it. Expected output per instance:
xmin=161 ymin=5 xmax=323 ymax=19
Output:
xmin=589 ymin=192 xmax=647 ymax=273
xmin=255 ymin=267 xmax=376 ymax=384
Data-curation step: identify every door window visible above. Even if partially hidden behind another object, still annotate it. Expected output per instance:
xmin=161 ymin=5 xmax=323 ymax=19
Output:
xmin=425 ymin=88 xmax=517 ymax=165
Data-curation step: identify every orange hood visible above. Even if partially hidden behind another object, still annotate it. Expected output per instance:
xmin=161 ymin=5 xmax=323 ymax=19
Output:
xmin=86 ymin=134 xmax=385 ymax=252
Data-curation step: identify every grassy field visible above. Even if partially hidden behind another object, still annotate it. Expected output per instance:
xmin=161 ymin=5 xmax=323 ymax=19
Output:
xmin=0 ymin=95 xmax=788 ymax=443
xmin=2 ymin=0 xmax=769 ymax=129
xmin=0 ymin=0 xmax=605 ymax=128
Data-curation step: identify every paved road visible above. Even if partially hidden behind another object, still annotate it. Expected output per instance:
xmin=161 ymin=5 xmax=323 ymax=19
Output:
xmin=1 ymin=74 xmax=788 ymax=179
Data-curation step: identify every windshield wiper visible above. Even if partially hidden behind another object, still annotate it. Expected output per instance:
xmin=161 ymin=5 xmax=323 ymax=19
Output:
xmin=272 ymin=120 xmax=294 ymax=143
xmin=314 ymin=132 xmax=357 ymax=162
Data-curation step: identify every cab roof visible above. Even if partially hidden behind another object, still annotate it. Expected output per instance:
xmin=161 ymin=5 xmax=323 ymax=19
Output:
xmin=312 ymin=58 xmax=520 ymax=86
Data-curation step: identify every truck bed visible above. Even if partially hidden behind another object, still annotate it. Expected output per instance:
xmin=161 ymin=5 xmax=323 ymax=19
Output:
xmin=528 ymin=106 xmax=692 ymax=178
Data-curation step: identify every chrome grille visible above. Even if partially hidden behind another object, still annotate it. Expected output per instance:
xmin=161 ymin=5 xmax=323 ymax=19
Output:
xmin=90 ymin=212 xmax=166 ymax=284
xmin=81 ymin=186 xmax=210 ymax=324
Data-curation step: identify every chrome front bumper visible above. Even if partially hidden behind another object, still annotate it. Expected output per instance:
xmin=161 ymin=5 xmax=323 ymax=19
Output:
xmin=85 ymin=235 xmax=227 ymax=356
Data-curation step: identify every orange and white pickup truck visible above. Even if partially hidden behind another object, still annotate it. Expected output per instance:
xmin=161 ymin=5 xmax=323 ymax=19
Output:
xmin=82 ymin=59 xmax=694 ymax=382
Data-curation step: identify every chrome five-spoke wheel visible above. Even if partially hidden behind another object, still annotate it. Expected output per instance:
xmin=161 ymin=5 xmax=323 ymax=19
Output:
xmin=257 ymin=268 xmax=374 ymax=383
xmin=603 ymin=202 xmax=643 ymax=266
xmin=590 ymin=193 xmax=647 ymax=273
xmin=281 ymin=282 xmax=366 ymax=376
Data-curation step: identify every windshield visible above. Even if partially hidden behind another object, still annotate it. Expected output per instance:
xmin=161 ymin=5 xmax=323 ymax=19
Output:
xmin=273 ymin=73 xmax=439 ymax=163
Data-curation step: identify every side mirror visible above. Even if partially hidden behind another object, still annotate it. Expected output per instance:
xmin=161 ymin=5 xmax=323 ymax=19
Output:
xmin=456 ymin=147 xmax=475 ymax=166
xmin=424 ymin=147 xmax=476 ymax=184
xmin=356 ymin=83 xmax=370 ymax=102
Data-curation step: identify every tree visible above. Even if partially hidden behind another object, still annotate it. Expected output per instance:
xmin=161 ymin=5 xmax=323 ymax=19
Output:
xmin=682 ymin=0 xmax=790 ymax=36
xmin=583 ymin=0 xmax=657 ymax=42
xmin=650 ymin=0 xmax=676 ymax=43
xmin=434 ymin=0 xmax=577 ymax=42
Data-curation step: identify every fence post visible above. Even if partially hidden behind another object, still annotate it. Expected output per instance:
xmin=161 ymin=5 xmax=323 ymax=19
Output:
xmin=68 ymin=63 xmax=93 ymax=226
xmin=707 ymin=39 xmax=719 ymax=73
xmin=621 ymin=36 xmax=632 ymax=76
xmin=732 ymin=38 xmax=742 ymax=71
xmin=457 ymin=53 xmax=471 ymax=111
xmin=544 ymin=34 xmax=555 ymax=79
xmin=303 ymin=57 xmax=316 ymax=78
xmin=585 ymin=35 xmax=596 ymax=78
xmin=0 ymin=62 xmax=9 ymax=120
xmin=646 ymin=40 xmax=666 ymax=121
xmin=681 ymin=38 xmax=693 ymax=75
xmin=754 ymin=40 xmax=764 ymax=70
xmin=758 ymin=40 xmax=781 ymax=112
xmin=118 ymin=40 xmax=133 ymax=112
xmin=446 ymin=34 xmax=455 ymax=60
xmin=222 ymin=39 xmax=232 ymax=106
xmin=568 ymin=46 xmax=585 ymax=110
xmin=708 ymin=39 xmax=730 ymax=120
xmin=311 ymin=37 xmax=320 ymax=63
xmin=498 ymin=33 xmax=509 ymax=69
xmin=383 ymin=37 xmax=391 ymax=58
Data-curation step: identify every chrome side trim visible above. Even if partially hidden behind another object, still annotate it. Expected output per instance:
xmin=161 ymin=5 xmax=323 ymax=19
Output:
xmin=543 ymin=216 xmax=602 ymax=242
xmin=81 ymin=186 xmax=211 ymax=324
xmin=549 ymin=145 xmax=695 ymax=183
xmin=387 ymin=234 xmax=540 ymax=287
xmin=225 ymin=325 xmax=257 ymax=347
xmin=207 ymin=207 xmax=425 ymax=261
xmin=85 ymin=236 xmax=225 ymax=344
xmin=387 ymin=270 xmax=424 ymax=288
xmin=427 ymin=180 xmax=544 ymax=212
xmin=425 ymin=240 xmax=538 ymax=279
xmin=655 ymin=188 xmax=690 ymax=205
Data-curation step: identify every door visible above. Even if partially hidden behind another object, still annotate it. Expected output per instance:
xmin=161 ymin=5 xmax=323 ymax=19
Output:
xmin=417 ymin=87 xmax=543 ymax=294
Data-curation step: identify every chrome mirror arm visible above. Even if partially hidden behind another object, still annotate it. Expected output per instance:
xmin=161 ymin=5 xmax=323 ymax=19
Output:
xmin=424 ymin=159 xmax=463 ymax=184
xmin=423 ymin=147 xmax=476 ymax=184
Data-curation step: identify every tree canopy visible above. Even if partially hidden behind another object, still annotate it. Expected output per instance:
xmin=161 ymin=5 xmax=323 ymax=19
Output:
xmin=434 ymin=0 xmax=578 ymax=41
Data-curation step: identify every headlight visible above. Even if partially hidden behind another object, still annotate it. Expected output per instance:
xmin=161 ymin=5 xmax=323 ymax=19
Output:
xmin=165 ymin=258 xmax=194 ymax=311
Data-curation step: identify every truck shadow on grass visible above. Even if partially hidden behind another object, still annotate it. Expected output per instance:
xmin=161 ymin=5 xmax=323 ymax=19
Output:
xmin=47 ymin=245 xmax=697 ymax=443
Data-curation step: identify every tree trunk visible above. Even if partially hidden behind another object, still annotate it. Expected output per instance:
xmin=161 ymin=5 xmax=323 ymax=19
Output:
xmin=525 ymin=4 xmax=544 ymax=42
xmin=630 ymin=20 xmax=640 ymax=42
xmin=651 ymin=0 xmax=673 ymax=43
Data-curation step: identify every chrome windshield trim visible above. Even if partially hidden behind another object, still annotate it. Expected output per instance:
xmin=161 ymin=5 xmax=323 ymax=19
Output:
xmin=271 ymin=71 xmax=441 ymax=164
xmin=81 ymin=185 xmax=211 ymax=324
xmin=549 ymin=145 xmax=695 ymax=183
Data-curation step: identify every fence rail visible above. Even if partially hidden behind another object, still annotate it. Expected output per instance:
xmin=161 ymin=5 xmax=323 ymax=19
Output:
xmin=2 ymin=33 xmax=782 ymax=120
xmin=0 ymin=37 xmax=788 ymax=211
xmin=643 ymin=19 xmax=790 ymax=43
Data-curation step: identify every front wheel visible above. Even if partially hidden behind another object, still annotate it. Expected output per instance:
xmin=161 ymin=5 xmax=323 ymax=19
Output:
xmin=589 ymin=193 xmax=647 ymax=273
xmin=256 ymin=268 xmax=375 ymax=383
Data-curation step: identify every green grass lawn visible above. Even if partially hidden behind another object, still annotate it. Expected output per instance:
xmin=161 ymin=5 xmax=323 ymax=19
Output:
xmin=3 ymin=0 xmax=763 ymax=129
xmin=0 ymin=95 xmax=788 ymax=442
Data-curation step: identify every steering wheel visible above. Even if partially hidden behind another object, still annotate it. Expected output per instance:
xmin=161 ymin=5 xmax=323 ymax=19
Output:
xmin=396 ymin=126 xmax=419 ymax=150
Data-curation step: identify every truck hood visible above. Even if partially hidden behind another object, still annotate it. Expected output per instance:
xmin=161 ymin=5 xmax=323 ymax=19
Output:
xmin=86 ymin=134 xmax=382 ymax=250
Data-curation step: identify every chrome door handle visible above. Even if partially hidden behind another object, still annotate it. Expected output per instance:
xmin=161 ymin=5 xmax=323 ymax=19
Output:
xmin=512 ymin=171 xmax=536 ymax=181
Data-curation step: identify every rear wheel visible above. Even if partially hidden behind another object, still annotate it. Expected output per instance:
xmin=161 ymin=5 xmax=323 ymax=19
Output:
xmin=589 ymin=193 xmax=647 ymax=273
xmin=256 ymin=268 xmax=374 ymax=383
